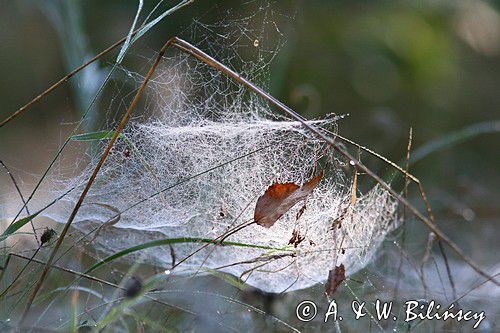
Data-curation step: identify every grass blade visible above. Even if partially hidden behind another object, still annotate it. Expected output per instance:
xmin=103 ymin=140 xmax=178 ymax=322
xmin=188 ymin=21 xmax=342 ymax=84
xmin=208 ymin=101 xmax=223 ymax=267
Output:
xmin=84 ymin=237 xmax=289 ymax=274
xmin=0 ymin=212 xmax=41 ymax=242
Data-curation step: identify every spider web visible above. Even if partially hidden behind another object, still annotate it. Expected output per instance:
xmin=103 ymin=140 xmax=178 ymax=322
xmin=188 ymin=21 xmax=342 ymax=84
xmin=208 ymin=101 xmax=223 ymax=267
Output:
xmin=3 ymin=1 xmax=399 ymax=294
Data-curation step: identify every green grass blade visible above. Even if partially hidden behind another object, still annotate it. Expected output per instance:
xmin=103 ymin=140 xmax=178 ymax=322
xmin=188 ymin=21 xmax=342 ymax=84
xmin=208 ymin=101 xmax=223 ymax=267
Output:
xmin=0 ymin=212 xmax=40 ymax=242
xmin=1 ymin=186 xmax=76 ymax=242
xmin=200 ymin=267 xmax=248 ymax=290
xmin=84 ymin=237 xmax=289 ymax=274
xmin=117 ymin=0 xmax=144 ymax=63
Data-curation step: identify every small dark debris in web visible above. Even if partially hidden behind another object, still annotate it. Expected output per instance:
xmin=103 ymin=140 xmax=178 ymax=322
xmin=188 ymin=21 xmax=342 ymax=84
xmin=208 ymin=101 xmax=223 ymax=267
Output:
xmin=288 ymin=229 xmax=305 ymax=248
xmin=40 ymin=228 xmax=56 ymax=246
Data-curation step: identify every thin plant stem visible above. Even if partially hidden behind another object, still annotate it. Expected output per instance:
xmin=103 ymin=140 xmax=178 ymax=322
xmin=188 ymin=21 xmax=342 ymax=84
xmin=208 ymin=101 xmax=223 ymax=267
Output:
xmin=394 ymin=127 xmax=412 ymax=299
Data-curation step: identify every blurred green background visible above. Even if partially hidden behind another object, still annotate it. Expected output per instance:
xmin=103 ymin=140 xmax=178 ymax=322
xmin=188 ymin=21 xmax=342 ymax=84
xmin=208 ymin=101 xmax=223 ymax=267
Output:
xmin=0 ymin=0 xmax=499 ymax=331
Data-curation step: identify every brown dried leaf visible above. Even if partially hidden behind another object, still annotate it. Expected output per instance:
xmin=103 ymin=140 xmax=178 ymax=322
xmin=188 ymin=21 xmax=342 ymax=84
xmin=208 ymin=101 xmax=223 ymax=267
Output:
xmin=254 ymin=171 xmax=323 ymax=228
xmin=325 ymin=264 xmax=345 ymax=296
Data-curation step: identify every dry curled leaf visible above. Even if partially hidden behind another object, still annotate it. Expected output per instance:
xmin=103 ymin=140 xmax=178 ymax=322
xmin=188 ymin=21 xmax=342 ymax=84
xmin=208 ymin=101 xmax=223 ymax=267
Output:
xmin=254 ymin=171 xmax=323 ymax=228
xmin=325 ymin=264 xmax=345 ymax=296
